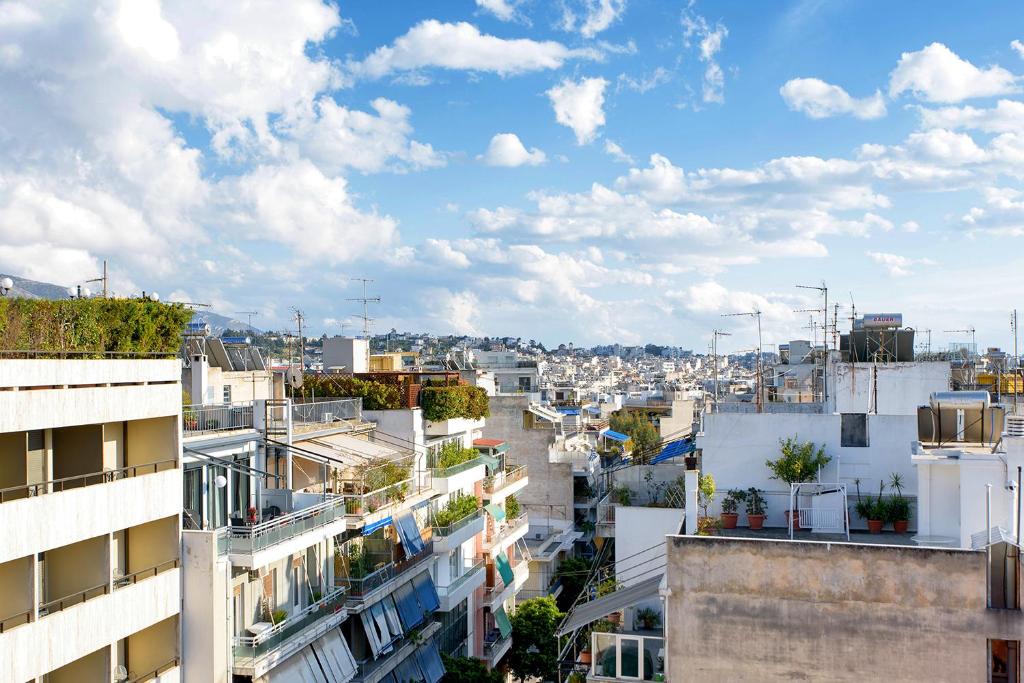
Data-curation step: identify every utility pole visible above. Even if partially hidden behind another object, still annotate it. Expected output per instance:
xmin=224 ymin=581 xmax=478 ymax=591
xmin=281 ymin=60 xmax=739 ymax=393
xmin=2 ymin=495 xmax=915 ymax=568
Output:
xmin=347 ymin=278 xmax=380 ymax=339
xmin=1013 ymin=310 xmax=1019 ymax=412
xmin=797 ymin=281 xmax=828 ymax=406
xmin=722 ymin=310 xmax=763 ymax=411
xmin=235 ymin=311 xmax=259 ymax=335
xmin=712 ymin=329 xmax=732 ymax=408
xmin=86 ymin=259 xmax=108 ymax=298
xmin=291 ymin=308 xmax=305 ymax=370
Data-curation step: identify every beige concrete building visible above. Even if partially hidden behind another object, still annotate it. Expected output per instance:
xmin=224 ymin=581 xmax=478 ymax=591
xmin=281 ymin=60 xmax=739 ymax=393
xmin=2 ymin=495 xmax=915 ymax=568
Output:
xmin=0 ymin=358 xmax=183 ymax=682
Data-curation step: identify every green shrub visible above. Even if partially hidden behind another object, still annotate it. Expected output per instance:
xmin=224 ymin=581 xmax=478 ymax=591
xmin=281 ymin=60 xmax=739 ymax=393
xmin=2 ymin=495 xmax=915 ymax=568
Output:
xmin=421 ymin=385 xmax=489 ymax=421
xmin=296 ymin=374 xmax=401 ymax=410
xmin=433 ymin=494 xmax=480 ymax=527
xmin=362 ymin=459 xmax=411 ymax=492
xmin=505 ymin=494 xmax=520 ymax=519
xmin=0 ymin=298 xmax=192 ymax=355
xmin=435 ymin=441 xmax=478 ymax=470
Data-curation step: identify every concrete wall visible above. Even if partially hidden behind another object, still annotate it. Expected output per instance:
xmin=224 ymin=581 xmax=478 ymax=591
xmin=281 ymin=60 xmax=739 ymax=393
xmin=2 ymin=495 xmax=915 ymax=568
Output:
xmin=664 ymin=535 xmax=1023 ymax=682
xmin=126 ymin=416 xmax=179 ymax=467
xmin=699 ymin=412 xmax=918 ymax=528
xmin=48 ymin=646 xmax=108 ymax=683
xmin=0 ymin=430 xmax=26 ymax=491
xmin=182 ymin=531 xmax=230 ymax=683
xmin=127 ymin=614 xmax=179 ymax=677
xmin=482 ymin=396 xmax=572 ymax=529
xmin=831 ymin=361 xmax=950 ymax=415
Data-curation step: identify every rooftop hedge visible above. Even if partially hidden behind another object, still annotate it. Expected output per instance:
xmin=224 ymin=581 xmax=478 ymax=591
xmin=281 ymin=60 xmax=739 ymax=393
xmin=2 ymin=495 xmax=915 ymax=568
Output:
xmin=420 ymin=384 xmax=489 ymax=422
xmin=295 ymin=374 xmax=401 ymax=410
xmin=0 ymin=298 xmax=192 ymax=356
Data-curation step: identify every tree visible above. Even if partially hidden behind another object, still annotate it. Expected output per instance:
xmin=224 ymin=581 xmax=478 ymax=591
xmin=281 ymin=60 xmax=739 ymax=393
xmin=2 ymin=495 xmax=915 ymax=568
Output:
xmin=609 ymin=410 xmax=660 ymax=460
xmin=441 ymin=654 xmax=503 ymax=683
xmin=765 ymin=438 xmax=831 ymax=517
xmin=697 ymin=472 xmax=716 ymax=518
xmin=508 ymin=596 xmax=563 ymax=682
xmin=554 ymin=557 xmax=592 ymax=612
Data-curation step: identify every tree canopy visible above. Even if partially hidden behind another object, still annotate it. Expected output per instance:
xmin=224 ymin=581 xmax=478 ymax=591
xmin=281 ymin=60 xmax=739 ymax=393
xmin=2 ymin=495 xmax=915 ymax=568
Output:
xmin=508 ymin=596 xmax=563 ymax=682
xmin=609 ymin=410 xmax=661 ymax=460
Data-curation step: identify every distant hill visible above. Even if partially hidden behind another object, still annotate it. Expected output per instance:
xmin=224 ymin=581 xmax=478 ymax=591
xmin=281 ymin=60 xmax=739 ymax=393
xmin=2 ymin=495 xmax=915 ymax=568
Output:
xmin=1 ymin=272 xmax=259 ymax=336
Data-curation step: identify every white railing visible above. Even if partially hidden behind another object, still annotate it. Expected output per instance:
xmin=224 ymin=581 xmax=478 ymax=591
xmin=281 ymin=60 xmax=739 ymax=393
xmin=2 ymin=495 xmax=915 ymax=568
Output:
xmin=225 ymin=495 xmax=347 ymax=554
xmin=183 ymin=402 xmax=254 ymax=436
xmin=290 ymin=398 xmax=362 ymax=426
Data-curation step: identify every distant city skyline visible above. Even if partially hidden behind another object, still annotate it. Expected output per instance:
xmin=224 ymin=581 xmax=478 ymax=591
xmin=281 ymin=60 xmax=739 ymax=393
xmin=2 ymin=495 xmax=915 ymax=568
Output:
xmin=2 ymin=1 xmax=1023 ymax=349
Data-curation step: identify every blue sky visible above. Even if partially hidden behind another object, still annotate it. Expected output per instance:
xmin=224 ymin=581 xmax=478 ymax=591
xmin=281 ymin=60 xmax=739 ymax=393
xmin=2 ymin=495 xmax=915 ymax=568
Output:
xmin=2 ymin=0 xmax=1024 ymax=352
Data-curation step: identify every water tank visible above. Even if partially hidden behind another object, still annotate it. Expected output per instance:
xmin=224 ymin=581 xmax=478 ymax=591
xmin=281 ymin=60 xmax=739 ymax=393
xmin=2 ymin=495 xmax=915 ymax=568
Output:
xmin=861 ymin=313 xmax=903 ymax=329
xmin=929 ymin=391 xmax=990 ymax=409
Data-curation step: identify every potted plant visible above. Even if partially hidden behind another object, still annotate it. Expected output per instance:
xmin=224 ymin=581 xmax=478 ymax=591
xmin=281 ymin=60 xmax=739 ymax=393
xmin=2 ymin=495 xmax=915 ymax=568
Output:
xmin=855 ymin=479 xmax=887 ymax=534
xmin=697 ymin=472 xmax=716 ymax=521
xmin=612 ymin=485 xmax=632 ymax=506
xmin=765 ymin=437 xmax=831 ymax=531
xmin=887 ymin=472 xmax=911 ymax=534
xmin=635 ymin=607 xmax=662 ymax=630
xmin=568 ymin=671 xmax=587 ymax=683
xmin=720 ymin=489 xmax=745 ymax=529
xmin=745 ymin=487 xmax=766 ymax=530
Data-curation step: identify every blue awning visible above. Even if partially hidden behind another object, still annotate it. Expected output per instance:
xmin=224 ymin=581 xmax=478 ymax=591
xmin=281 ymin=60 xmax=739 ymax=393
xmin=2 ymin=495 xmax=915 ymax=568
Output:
xmin=557 ymin=407 xmax=581 ymax=415
xmin=393 ymin=513 xmax=425 ymax=555
xmin=412 ymin=571 xmax=440 ymax=613
xmin=586 ymin=406 xmax=601 ymax=414
xmin=415 ymin=642 xmax=446 ymax=683
xmin=393 ymin=581 xmax=424 ymax=630
xmin=651 ymin=440 xmax=695 ymax=465
xmin=362 ymin=516 xmax=393 ymax=536
xmin=603 ymin=430 xmax=630 ymax=442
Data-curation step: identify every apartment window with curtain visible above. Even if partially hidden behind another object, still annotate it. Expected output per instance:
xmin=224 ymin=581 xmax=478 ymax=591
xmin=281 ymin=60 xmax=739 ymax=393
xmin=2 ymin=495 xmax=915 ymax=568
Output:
xmin=184 ymin=467 xmax=204 ymax=530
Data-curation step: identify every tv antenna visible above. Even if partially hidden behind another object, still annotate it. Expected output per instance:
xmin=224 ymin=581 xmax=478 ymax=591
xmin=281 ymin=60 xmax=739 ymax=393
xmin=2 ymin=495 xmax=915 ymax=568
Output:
xmin=797 ymin=281 xmax=829 ymax=404
xmin=85 ymin=259 xmax=108 ymax=298
xmin=943 ymin=327 xmax=977 ymax=356
xmin=711 ymin=329 xmax=732 ymax=406
xmin=291 ymin=308 xmax=305 ymax=370
xmin=234 ymin=311 xmax=259 ymax=334
xmin=722 ymin=309 xmax=763 ymax=412
xmin=347 ymin=278 xmax=380 ymax=338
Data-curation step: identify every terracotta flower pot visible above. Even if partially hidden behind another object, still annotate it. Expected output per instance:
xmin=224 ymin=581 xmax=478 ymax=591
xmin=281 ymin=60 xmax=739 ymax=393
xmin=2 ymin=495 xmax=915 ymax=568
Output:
xmin=720 ymin=512 xmax=739 ymax=529
xmin=867 ymin=519 xmax=883 ymax=534
xmin=747 ymin=514 xmax=765 ymax=530
xmin=893 ymin=519 xmax=909 ymax=534
xmin=784 ymin=509 xmax=802 ymax=531
xmin=579 ymin=650 xmax=592 ymax=665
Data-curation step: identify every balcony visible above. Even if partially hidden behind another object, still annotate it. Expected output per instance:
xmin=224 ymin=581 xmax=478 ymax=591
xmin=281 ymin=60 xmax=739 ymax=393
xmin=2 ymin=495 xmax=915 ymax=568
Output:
xmin=482 ymin=465 xmax=529 ymax=500
xmin=482 ymin=577 xmax=517 ymax=612
xmin=224 ymin=494 xmax=348 ymax=568
xmin=289 ymin=398 xmax=366 ymax=436
xmin=430 ymin=456 xmax=487 ymax=495
xmin=182 ymin=402 xmax=254 ymax=438
xmin=335 ymin=538 xmax=434 ymax=607
xmin=1 ymin=566 xmax=180 ymax=682
xmin=425 ymin=416 xmax=486 ymax=437
xmin=0 ymin=464 xmax=180 ymax=565
xmin=483 ymin=632 xmax=512 ymax=666
xmin=231 ymin=587 xmax=348 ymax=678
xmin=483 ymin=513 xmax=529 ymax=554
xmin=127 ymin=657 xmax=179 ymax=683
xmin=436 ymin=557 xmax=486 ymax=611
xmin=356 ymin=620 xmax=441 ymax=683
xmin=432 ymin=509 xmax=485 ymax=553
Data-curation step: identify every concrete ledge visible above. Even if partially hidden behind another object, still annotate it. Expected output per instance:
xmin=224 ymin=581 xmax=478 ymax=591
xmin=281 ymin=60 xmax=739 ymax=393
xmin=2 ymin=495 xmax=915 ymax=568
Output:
xmin=0 ymin=358 xmax=180 ymax=388
xmin=0 ymin=383 xmax=182 ymax=432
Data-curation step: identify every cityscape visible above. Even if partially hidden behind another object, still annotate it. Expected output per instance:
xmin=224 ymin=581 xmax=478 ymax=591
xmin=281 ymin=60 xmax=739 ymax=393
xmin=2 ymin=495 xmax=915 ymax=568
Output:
xmin=2 ymin=2 xmax=1024 ymax=683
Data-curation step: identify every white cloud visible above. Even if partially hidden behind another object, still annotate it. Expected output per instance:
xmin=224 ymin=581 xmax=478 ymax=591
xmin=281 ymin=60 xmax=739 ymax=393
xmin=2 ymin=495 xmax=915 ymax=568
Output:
xmin=603 ymin=139 xmax=634 ymax=164
xmin=347 ymin=20 xmax=599 ymax=81
xmin=682 ymin=8 xmax=728 ymax=103
xmin=780 ymin=78 xmax=886 ymax=120
xmin=561 ymin=0 xmax=628 ymax=39
xmin=902 ymin=220 xmax=920 ymax=233
xmin=617 ymin=67 xmax=672 ymax=94
xmin=482 ymin=133 xmax=546 ymax=166
xmin=867 ymin=251 xmax=935 ymax=277
xmin=475 ymin=0 xmax=519 ymax=21
xmin=116 ymin=0 xmax=180 ymax=63
xmin=889 ymin=43 xmax=1020 ymax=103
xmin=547 ymin=77 xmax=608 ymax=144
xmin=916 ymin=99 xmax=1024 ymax=134
xmin=425 ymin=289 xmax=481 ymax=335
xmin=422 ymin=239 xmax=471 ymax=268
xmin=1012 ymin=40 xmax=1024 ymax=59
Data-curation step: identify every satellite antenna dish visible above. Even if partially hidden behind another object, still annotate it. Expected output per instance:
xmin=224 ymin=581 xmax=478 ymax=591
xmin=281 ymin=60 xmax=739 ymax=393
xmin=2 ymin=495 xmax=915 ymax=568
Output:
xmin=287 ymin=366 xmax=303 ymax=389
xmin=114 ymin=664 xmax=128 ymax=682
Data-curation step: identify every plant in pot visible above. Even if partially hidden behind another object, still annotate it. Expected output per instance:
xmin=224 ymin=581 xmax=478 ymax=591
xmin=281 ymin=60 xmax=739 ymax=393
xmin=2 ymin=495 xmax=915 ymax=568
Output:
xmin=697 ymin=472 xmax=716 ymax=521
xmin=765 ymin=437 xmax=831 ymax=532
xmin=855 ymin=479 xmax=887 ymax=534
xmin=720 ymin=489 xmax=746 ymax=529
xmin=635 ymin=607 xmax=662 ymax=631
xmin=887 ymin=472 xmax=911 ymax=534
xmin=612 ymin=485 xmax=632 ymax=506
xmin=745 ymin=487 xmax=766 ymax=529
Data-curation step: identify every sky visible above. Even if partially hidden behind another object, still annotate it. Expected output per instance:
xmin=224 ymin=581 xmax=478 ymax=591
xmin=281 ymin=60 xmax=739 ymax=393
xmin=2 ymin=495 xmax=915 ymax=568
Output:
xmin=2 ymin=1 xmax=1024 ymax=353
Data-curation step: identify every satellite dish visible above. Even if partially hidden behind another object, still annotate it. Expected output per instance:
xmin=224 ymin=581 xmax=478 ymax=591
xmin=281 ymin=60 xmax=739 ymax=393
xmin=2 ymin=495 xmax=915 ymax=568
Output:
xmin=287 ymin=366 xmax=303 ymax=389
xmin=0 ymin=277 xmax=12 ymax=290
xmin=114 ymin=664 xmax=128 ymax=682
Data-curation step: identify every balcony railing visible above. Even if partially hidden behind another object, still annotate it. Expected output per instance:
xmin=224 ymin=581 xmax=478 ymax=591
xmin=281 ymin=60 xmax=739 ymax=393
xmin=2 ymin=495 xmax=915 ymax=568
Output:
xmin=291 ymin=398 xmax=362 ymax=427
xmin=0 ymin=608 xmax=31 ymax=633
xmin=38 ymin=582 xmax=109 ymax=618
xmin=430 ymin=456 xmax=485 ymax=480
xmin=484 ymin=633 xmax=512 ymax=659
xmin=114 ymin=559 xmax=180 ymax=589
xmin=485 ymin=513 xmax=528 ymax=548
xmin=0 ymin=458 xmax=177 ymax=504
xmin=336 ymin=541 xmax=434 ymax=603
xmin=483 ymin=465 xmax=528 ymax=495
xmin=127 ymin=657 xmax=181 ymax=683
xmin=225 ymin=495 xmax=347 ymax=555
xmin=183 ymin=402 xmax=254 ymax=436
xmin=437 ymin=558 xmax=485 ymax=596
xmin=432 ymin=509 xmax=483 ymax=538
xmin=232 ymin=587 xmax=347 ymax=671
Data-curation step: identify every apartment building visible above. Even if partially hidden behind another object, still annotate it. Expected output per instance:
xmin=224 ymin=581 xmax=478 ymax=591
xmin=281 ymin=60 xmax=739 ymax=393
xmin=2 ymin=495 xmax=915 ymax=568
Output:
xmin=0 ymin=356 xmax=183 ymax=682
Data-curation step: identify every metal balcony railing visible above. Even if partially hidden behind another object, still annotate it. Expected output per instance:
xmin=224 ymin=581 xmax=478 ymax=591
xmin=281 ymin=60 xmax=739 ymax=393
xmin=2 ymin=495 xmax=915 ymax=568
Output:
xmin=114 ymin=559 xmax=180 ymax=589
xmin=432 ymin=509 xmax=483 ymax=538
xmin=291 ymin=398 xmax=362 ymax=427
xmin=183 ymin=402 xmax=254 ymax=436
xmin=335 ymin=541 xmax=434 ymax=603
xmin=430 ymin=455 xmax=485 ymax=480
xmin=38 ymin=583 xmax=109 ymax=618
xmin=232 ymin=587 xmax=348 ymax=671
xmin=0 ymin=608 xmax=31 ymax=633
xmin=0 ymin=458 xmax=177 ymax=503
xmin=485 ymin=513 xmax=528 ymax=548
xmin=483 ymin=465 xmax=528 ymax=495
xmin=437 ymin=558 xmax=485 ymax=597
xmin=225 ymin=495 xmax=347 ymax=554
xmin=127 ymin=657 xmax=181 ymax=683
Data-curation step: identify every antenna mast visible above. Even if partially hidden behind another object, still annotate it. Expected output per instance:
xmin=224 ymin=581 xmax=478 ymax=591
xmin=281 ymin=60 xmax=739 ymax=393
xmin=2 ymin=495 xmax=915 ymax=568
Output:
xmin=234 ymin=311 xmax=259 ymax=335
xmin=721 ymin=310 xmax=763 ymax=412
xmin=796 ymin=281 xmax=828 ymax=406
xmin=347 ymin=278 xmax=381 ymax=339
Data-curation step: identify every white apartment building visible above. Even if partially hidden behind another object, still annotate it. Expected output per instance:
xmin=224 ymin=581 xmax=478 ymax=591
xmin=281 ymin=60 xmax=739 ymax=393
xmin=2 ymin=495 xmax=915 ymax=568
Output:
xmin=0 ymin=357 xmax=183 ymax=683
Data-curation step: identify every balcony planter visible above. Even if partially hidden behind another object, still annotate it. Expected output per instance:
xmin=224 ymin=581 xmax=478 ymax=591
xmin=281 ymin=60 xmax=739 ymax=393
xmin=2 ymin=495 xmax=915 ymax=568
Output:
xmin=784 ymin=510 xmax=802 ymax=531
xmin=721 ymin=489 xmax=744 ymax=530
xmin=745 ymin=488 xmax=766 ymax=530
xmin=747 ymin=514 xmax=765 ymax=530
xmin=720 ymin=513 xmax=738 ymax=529
xmin=867 ymin=519 xmax=883 ymax=534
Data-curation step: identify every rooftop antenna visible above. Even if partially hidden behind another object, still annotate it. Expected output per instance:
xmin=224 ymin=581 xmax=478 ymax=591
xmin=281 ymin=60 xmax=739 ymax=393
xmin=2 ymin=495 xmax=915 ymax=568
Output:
xmin=711 ymin=329 xmax=732 ymax=407
xmin=85 ymin=259 xmax=108 ymax=298
xmin=234 ymin=311 xmax=259 ymax=334
xmin=797 ymin=281 xmax=828 ymax=405
xmin=347 ymin=278 xmax=380 ymax=339
xmin=291 ymin=308 xmax=305 ymax=371
xmin=722 ymin=309 xmax=763 ymax=412
xmin=943 ymin=326 xmax=977 ymax=357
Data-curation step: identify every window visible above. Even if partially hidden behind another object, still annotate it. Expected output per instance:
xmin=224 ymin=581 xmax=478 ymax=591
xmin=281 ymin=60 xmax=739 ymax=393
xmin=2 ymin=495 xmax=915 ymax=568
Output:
xmin=518 ymin=376 xmax=532 ymax=391
xmin=223 ymin=385 xmax=232 ymax=404
xmin=990 ymin=639 xmax=1019 ymax=682
xmin=293 ymin=566 xmax=301 ymax=607
xmin=840 ymin=413 xmax=869 ymax=447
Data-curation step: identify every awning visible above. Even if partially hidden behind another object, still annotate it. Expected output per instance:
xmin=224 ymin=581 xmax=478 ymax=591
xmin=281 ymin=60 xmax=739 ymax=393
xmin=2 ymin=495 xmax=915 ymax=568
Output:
xmin=392 ymin=653 xmax=423 ymax=683
xmin=495 ymin=551 xmax=514 ymax=586
xmin=363 ymin=516 xmax=393 ymax=536
xmin=494 ymin=605 xmax=513 ymax=639
xmin=586 ymin=406 xmax=601 ymax=414
xmin=360 ymin=601 xmax=397 ymax=658
xmin=393 ymin=581 xmax=424 ymax=630
xmin=529 ymin=403 xmax=563 ymax=423
xmin=412 ymin=571 xmax=440 ymax=614
xmin=308 ymin=432 xmax=402 ymax=461
xmin=415 ymin=642 xmax=446 ymax=683
xmin=311 ymin=628 xmax=357 ymax=683
xmin=557 ymin=407 xmax=581 ymax=415
xmin=556 ymin=574 xmax=663 ymax=636
xmin=485 ymin=503 xmax=506 ymax=522
xmin=478 ymin=452 xmax=501 ymax=473
xmin=650 ymin=440 xmax=694 ymax=465
xmin=393 ymin=512 xmax=425 ymax=555
xmin=603 ymin=430 xmax=630 ymax=442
